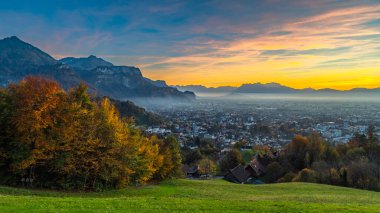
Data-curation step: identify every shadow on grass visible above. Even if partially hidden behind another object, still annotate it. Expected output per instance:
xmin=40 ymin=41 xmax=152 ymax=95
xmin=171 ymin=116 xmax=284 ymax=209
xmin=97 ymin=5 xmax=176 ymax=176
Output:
xmin=0 ymin=184 xmax=160 ymax=198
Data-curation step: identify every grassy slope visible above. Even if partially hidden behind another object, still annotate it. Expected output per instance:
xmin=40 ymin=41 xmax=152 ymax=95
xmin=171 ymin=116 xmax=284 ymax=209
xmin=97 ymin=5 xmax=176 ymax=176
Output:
xmin=0 ymin=179 xmax=379 ymax=212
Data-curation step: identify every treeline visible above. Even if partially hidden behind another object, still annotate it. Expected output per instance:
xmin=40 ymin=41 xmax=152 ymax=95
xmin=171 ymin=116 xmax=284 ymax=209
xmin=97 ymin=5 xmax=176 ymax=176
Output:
xmin=220 ymin=129 xmax=380 ymax=191
xmin=183 ymin=128 xmax=380 ymax=191
xmin=0 ymin=77 xmax=181 ymax=190
xmin=182 ymin=137 xmax=275 ymax=176
xmin=182 ymin=137 xmax=219 ymax=176
xmin=272 ymin=131 xmax=380 ymax=191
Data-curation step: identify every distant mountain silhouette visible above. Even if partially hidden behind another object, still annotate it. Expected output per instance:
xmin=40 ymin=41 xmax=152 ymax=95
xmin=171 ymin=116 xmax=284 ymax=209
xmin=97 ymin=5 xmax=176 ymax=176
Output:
xmin=176 ymin=83 xmax=380 ymax=95
xmin=175 ymin=85 xmax=236 ymax=93
xmin=234 ymin=83 xmax=296 ymax=93
xmin=0 ymin=36 xmax=195 ymax=101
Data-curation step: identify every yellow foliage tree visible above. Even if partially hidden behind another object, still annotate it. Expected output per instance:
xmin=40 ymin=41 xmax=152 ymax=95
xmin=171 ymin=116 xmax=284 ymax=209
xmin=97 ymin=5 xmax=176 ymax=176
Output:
xmin=0 ymin=77 xmax=168 ymax=190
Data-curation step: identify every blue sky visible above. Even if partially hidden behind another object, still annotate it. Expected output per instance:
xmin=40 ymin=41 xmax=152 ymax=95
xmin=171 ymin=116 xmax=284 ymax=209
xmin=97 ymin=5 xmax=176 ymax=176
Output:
xmin=0 ymin=0 xmax=380 ymax=89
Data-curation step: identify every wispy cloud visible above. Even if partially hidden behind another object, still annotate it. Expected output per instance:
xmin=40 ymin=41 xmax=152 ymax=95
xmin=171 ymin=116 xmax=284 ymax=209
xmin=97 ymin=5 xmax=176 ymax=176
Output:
xmin=0 ymin=0 xmax=379 ymax=89
xmin=140 ymin=3 xmax=380 ymax=89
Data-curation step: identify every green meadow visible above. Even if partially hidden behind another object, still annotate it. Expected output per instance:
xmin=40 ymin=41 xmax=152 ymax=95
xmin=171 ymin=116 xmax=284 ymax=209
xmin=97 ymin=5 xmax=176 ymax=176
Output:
xmin=0 ymin=179 xmax=379 ymax=212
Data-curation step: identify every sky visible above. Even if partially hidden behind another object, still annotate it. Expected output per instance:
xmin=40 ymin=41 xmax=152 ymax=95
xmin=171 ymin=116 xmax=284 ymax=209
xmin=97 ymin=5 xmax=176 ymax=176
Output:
xmin=0 ymin=0 xmax=380 ymax=90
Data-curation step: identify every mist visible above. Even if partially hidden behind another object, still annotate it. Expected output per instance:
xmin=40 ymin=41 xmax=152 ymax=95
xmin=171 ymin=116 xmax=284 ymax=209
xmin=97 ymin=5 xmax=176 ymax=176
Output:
xmin=193 ymin=92 xmax=380 ymax=103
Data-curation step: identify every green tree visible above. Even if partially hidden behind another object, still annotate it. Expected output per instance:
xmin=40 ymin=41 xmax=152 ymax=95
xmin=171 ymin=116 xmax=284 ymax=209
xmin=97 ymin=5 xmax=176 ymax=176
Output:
xmin=264 ymin=162 xmax=284 ymax=183
xmin=153 ymin=136 xmax=182 ymax=180
xmin=286 ymin=135 xmax=308 ymax=170
xmin=219 ymin=149 xmax=244 ymax=173
xmin=184 ymin=150 xmax=202 ymax=165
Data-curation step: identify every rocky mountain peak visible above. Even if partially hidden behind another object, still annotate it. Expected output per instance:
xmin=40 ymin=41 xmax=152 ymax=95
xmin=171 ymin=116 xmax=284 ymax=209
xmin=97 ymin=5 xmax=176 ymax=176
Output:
xmin=59 ymin=55 xmax=114 ymax=71
xmin=3 ymin=36 xmax=22 ymax=42
xmin=0 ymin=36 xmax=195 ymax=102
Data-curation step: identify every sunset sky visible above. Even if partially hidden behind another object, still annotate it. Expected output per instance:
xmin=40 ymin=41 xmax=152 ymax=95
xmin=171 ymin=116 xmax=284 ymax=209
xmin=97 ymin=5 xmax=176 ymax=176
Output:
xmin=0 ymin=0 xmax=379 ymax=89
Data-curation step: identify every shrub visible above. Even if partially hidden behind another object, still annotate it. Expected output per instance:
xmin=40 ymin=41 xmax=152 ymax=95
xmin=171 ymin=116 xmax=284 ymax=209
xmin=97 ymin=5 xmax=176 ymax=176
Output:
xmin=198 ymin=158 xmax=217 ymax=176
xmin=347 ymin=161 xmax=376 ymax=190
xmin=278 ymin=172 xmax=296 ymax=183
xmin=263 ymin=162 xmax=284 ymax=183
xmin=292 ymin=168 xmax=318 ymax=183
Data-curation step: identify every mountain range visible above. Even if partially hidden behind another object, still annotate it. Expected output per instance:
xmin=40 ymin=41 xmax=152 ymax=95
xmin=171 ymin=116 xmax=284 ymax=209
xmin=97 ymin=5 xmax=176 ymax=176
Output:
xmin=1 ymin=36 xmax=377 ymax=100
xmin=0 ymin=36 xmax=195 ymax=101
xmin=175 ymin=83 xmax=380 ymax=95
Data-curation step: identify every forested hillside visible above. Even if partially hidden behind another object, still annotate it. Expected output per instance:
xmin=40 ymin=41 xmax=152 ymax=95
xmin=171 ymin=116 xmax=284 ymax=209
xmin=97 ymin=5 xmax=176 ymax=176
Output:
xmin=111 ymin=99 xmax=164 ymax=126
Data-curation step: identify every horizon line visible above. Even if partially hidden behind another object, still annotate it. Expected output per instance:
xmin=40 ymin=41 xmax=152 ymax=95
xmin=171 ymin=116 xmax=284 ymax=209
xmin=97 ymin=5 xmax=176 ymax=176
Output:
xmin=172 ymin=82 xmax=380 ymax=91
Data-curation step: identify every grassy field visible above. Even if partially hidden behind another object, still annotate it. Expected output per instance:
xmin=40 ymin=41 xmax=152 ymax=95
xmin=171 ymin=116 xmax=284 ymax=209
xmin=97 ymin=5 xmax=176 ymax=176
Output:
xmin=0 ymin=179 xmax=379 ymax=212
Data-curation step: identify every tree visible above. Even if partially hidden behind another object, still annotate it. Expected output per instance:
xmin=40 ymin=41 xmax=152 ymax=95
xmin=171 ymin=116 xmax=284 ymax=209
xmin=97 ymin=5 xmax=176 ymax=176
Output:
xmin=219 ymin=149 xmax=244 ymax=173
xmin=0 ymin=77 xmax=170 ymax=190
xmin=241 ymin=149 xmax=256 ymax=163
xmin=328 ymin=168 xmax=341 ymax=185
xmin=311 ymin=161 xmax=330 ymax=183
xmin=198 ymin=158 xmax=216 ymax=176
xmin=364 ymin=126 xmax=380 ymax=182
xmin=349 ymin=133 xmax=367 ymax=148
xmin=164 ymin=136 xmax=182 ymax=178
xmin=367 ymin=125 xmax=378 ymax=144
xmin=346 ymin=147 xmax=366 ymax=162
xmin=292 ymin=168 xmax=318 ymax=183
xmin=153 ymin=136 xmax=182 ymax=180
xmin=368 ymin=145 xmax=380 ymax=182
xmin=184 ymin=150 xmax=202 ymax=165
xmin=285 ymin=135 xmax=308 ymax=170
xmin=347 ymin=159 xmax=376 ymax=190
xmin=0 ymin=88 xmax=14 ymax=183
xmin=6 ymin=77 xmax=64 ymax=184
xmin=253 ymin=145 xmax=271 ymax=155
xmin=277 ymin=172 xmax=296 ymax=183
xmin=233 ymin=140 xmax=248 ymax=149
xmin=324 ymin=146 xmax=340 ymax=167
xmin=96 ymin=98 xmax=160 ymax=186
xmin=264 ymin=162 xmax=284 ymax=183
xmin=305 ymin=133 xmax=326 ymax=167
xmin=340 ymin=167 xmax=349 ymax=186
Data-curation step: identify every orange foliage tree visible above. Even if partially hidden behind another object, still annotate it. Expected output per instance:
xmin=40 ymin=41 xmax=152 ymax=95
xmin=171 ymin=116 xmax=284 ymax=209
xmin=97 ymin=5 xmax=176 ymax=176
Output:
xmin=0 ymin=77 xmax=181 ymax=190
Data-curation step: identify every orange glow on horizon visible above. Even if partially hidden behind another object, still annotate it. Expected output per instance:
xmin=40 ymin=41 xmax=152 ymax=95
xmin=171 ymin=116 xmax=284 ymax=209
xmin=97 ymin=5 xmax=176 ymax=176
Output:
xmin=143 ymin=68 xmax=380 ymax=90
xmin=140 ymin=5 xmax=380 ymax=90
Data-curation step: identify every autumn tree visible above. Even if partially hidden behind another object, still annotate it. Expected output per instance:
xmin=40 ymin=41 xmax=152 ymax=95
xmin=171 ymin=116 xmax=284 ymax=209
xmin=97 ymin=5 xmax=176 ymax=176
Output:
xmin=0 ymin=88 xmax=13 ymax=182
xmin=198 ymin=158 xmax=216 ymax=176
xmin=153 ymin=135 xmax=182 ymax=180
xmin=0 ymin=77 xmax=176 ymax=190
xmin=305 ymin=133 xmax=326 ymax=167
xmin=5 ymin=77 xmax=64 ymax=184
